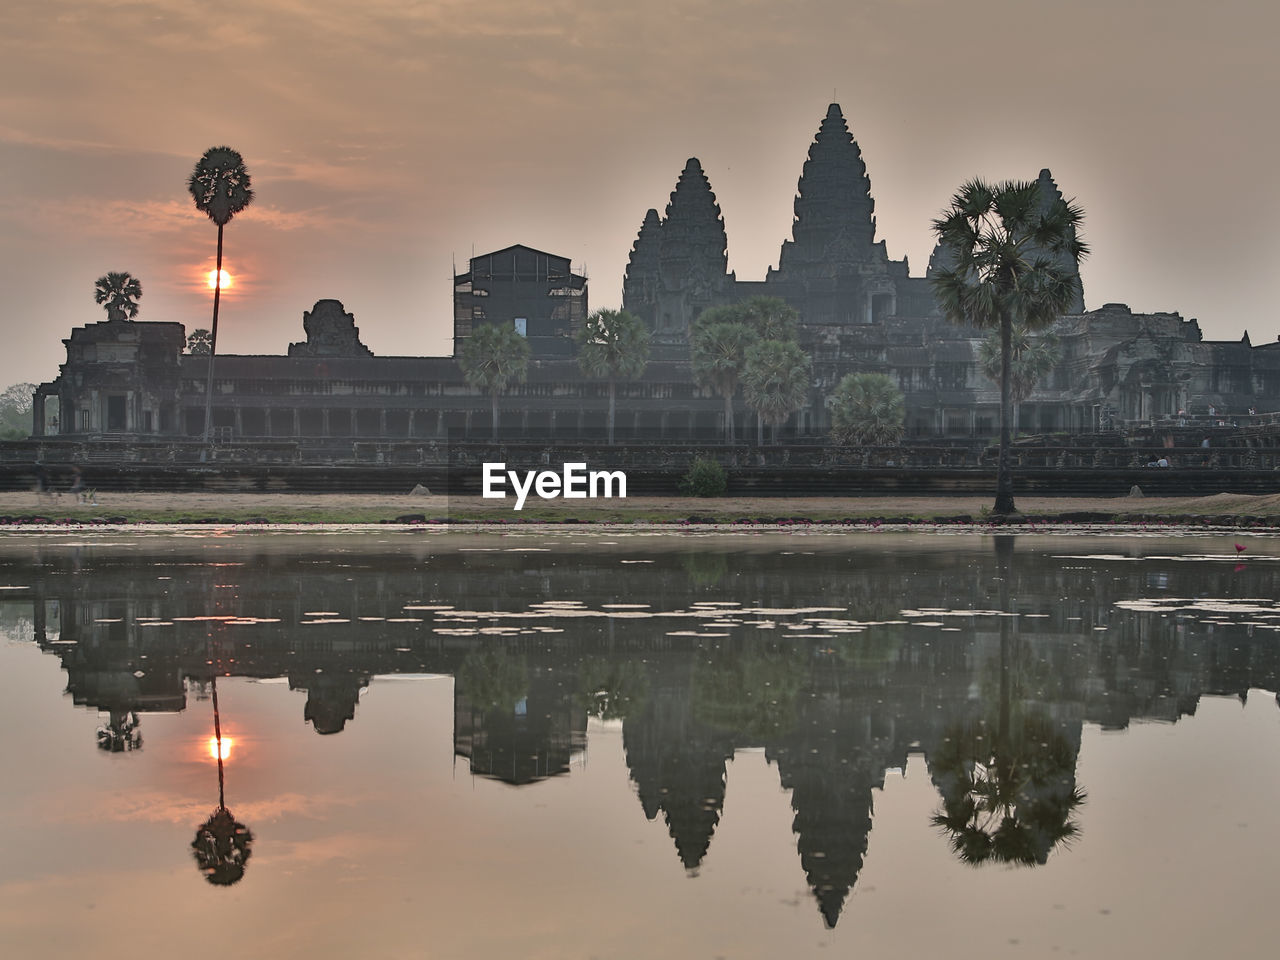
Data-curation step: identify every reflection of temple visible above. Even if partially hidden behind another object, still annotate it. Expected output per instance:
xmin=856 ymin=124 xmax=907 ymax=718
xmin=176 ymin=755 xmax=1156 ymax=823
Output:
xmin=7 ymin=542 xmax=1280 ymax=926
xmin=454 ymin=663 xmax=587 ymax=785
xmin=623 ymin=653 xmax=737 ymax=871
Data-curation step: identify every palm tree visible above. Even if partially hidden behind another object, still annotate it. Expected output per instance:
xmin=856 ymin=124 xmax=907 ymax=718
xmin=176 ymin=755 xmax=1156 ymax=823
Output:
xmin=828 ymin=372 xmax=904 ymax=446
xmin=93 ymin=272 xmax=142 ymax=322
xmin=186 ymin=328 xmax=212 ymax=355
xmin=738 ymin=295 xmax=799 ymax=342
xmin=690 ymin=321 xmax=757 ymax=442
xmin=743 ymin=338 xmax=810 ymax=443
xmin=978 ymin=325 xmax=1060 ymax=434
xmin=575 ymin=308 xmax=650 ymax=444
xmin=189 ymin=146 xmax=254 ymax=444
xmin=692 ymin=296 xmax=798 ymax=342
xmin=458 ymin=322 xmax=531 ymax=438
xmin=931 ymin=179 xmax=1086 ymax=514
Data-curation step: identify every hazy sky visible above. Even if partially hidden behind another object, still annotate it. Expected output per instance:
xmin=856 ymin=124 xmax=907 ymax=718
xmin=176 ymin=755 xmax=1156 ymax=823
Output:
xmin=1 ymin=0 xmax=1276 ymax=388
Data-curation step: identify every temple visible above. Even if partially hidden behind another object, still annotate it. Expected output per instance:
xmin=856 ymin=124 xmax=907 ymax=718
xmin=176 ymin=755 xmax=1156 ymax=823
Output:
xmin=23 ymin=103 xmax=1280 ymax=444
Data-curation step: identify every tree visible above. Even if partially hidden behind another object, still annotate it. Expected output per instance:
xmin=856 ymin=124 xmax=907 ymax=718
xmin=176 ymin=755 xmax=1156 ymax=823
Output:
xmin=186 ymin=329 xmax=212 ymax=355
xmin=738 ymin=295 xmax=799 ymax=342
xmin=575 ymin=308 xmax=650 ymax=444
xmin=742 ymin=338 xmax=810 ymax=442
xmin=695 ymin=296 xmax=799 ymax=342
xmin=458 ymin=322 xmax=531 ymax=438
xmin=931 ymin=179 xmax=1086 ymax=514
xmin=690 ymin=321 xmax=757 ymax=442
xmin=828 ymin=372 xmax=905 ymax=446
xmin=93 ymin=271 xmax=142 ymax=322
xmin=0 ymin=383 xmax=36 ymax=439
xmin=978 ymin=325 xmax=1059 ymax=433
xmin=189 ymin=146 xmax=254 ymax=443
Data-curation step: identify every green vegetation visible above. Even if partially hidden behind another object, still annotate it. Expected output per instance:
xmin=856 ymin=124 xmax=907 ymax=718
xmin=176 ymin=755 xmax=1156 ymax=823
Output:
xmin=680 ymin=456 xmax=728 ymax=497
xmin=575 ymin=308 xmax=650 ymax=444
xmin=978 ymin=325 xmax=1059 ymax=430
xmin=743 ymin=339 xmax=810 ymax=442
xmin=931 ymin=179 xmax=1086 ymax=514
xmin=0 ymin=383 xmax=36 ymax=440
xmin=690 ymin=321 xmax=757 ymax=443
xmin=458 ymin=322 xmax=532 ymax=437
xmin=828 ymin=372 xmax=905 ymax=445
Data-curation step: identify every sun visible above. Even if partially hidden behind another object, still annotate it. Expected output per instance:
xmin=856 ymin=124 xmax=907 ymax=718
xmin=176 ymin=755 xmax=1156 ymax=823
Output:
xmin=206 ymin=269 xmax=232 ymax=290
xmin=207 ymin=736 xmax=234 ymax=761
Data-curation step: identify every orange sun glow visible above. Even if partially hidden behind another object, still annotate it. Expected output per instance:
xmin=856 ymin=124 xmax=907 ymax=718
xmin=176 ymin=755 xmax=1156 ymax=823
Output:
xmin=206 ymin=269 xmax=232 ymax=290
xmin=207 ymin=736 xmax=234 ymax=761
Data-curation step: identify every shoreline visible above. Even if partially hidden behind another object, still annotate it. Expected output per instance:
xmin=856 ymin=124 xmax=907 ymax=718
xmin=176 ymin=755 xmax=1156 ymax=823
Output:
xmin=3 ymin=490 xmax=1280 ymax=532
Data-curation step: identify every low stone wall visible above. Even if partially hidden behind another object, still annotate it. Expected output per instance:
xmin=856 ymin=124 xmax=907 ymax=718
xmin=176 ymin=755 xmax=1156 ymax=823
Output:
xmin=0 ymin=459 xmax=1276 ymax=498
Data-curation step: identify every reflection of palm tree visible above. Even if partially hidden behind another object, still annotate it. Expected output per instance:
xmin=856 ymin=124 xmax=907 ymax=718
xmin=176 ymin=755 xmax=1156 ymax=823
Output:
xmin=930 ymin=535 xmax=1084 ymax=865
xmin=929 ymin=713 xmax=1084 ymax=865
xmin=96 ymin=709 xmax=142 ymax=752
xmin=192 ymin=806 xmax=254 ymax=886
xmin=190 ymin=672 xmax=254 ymax=885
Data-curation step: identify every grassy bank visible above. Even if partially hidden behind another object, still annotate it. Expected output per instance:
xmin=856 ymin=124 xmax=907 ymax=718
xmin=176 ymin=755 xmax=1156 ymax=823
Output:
xmin=3 ymin=491 xmax=1280 ymax=526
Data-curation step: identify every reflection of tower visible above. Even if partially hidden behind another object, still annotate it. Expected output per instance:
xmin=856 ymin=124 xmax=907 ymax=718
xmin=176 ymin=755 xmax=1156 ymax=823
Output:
xmin=291 ymin=672 xmax=369 ymax=735
xmin=765 ymin=664 xmax=902 ymax=929
xmin=454 ymin=664 xmax=586 ymax=785
xmin=622 ymin=656 xmax=736 ymax=871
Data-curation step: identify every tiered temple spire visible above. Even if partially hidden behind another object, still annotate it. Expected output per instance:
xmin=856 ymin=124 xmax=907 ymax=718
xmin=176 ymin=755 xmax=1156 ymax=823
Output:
xmin=778 ymin=103 xmax=878 ymax=273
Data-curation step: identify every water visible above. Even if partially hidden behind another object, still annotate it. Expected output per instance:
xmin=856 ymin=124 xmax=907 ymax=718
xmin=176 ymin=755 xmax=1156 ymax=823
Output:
xmin=1 ymin=530 xmax=1278 ymax=959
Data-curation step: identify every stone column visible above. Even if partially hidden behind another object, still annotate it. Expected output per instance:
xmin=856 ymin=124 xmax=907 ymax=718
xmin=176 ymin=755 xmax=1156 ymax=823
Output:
xmin=292 ymin=408 xmax=301 ymax=437
xmin=32 ymin=394 xmax=45 ymax=437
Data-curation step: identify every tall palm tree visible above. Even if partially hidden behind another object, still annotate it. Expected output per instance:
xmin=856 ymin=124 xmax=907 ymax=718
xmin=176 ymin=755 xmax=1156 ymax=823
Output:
xmin=743 ymin=338 xmax=810 ymax=443
xmin=189 ymin=146 xmax=254 ymax=444
xmin=458 ymin=322 xmax=531 ymax=438
xmin=978 ymin=325 xmax=1060 ymax=433
xmin=93 ymin=272 xmax=142 ymax=322
xmin=690 ymin=321 xmax=757 ymax=443
xmin=828 ymin=372 xmax=905 ymax=446
xmin=575 ymin=308 xmax=650 ymax=444
xmin=931 ymin=179 xmax=1085 ymax=514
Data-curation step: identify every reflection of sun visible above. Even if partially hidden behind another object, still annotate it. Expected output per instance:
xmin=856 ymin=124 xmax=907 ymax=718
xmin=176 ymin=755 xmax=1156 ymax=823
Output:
xmin=206 ymin=269 xmax=232 ymax=290
xmin=207 ymin=736 xmax=233 ymax=761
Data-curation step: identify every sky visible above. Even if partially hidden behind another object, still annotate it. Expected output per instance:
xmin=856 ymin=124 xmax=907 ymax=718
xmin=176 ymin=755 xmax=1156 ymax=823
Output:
xmin=1 ymin=0 xmax=1276 ymax=389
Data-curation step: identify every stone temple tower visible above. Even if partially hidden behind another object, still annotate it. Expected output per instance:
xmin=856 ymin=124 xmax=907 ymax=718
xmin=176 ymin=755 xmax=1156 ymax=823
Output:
xmin=764 ymin=103 xmax=907 ymax=325
xmin=623 ymin=158 xmax=733 ymax=346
